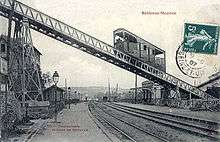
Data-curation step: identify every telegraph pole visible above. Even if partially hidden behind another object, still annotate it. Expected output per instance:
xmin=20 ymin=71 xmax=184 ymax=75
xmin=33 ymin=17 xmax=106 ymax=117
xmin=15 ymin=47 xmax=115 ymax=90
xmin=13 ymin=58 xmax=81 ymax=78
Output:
xmin=135 ymin=74 xmax=137 ymax=103
xmin=65 ymin=78 xmax=67 ymax=106
xmin=68 ymin=87 xmax=71 ymax=109
xmin=134 ymin=44 xmax=142 ymax=104
xmin=108 ymin=78 xmax=111 ymax=101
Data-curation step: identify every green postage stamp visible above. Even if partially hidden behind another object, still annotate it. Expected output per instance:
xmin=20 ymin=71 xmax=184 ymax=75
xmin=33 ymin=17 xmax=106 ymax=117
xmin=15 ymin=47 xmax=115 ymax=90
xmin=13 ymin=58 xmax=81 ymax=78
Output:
xmin=183 ymin=23 xmax=219 ymax=54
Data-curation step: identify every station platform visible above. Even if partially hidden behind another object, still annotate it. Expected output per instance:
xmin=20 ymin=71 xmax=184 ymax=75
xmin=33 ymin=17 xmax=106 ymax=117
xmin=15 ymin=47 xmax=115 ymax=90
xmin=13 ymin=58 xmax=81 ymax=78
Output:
xmin=115 ymin=102 xmax=220 ymax=123
xmin=30 ymin=102 xmax=114 ymax=142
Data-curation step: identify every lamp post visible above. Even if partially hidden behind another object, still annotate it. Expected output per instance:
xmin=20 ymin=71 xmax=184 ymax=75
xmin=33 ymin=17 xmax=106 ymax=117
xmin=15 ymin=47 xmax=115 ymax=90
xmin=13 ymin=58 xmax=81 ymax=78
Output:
xmin=74 ymin=90 xmax=77 ymax=103
xmin=85 ymin=94 xmax=88 ymax=101
xmin=78 ymin=92 xmax=81 ymax=102
xmin=128 ymin=91 xmax=131 ymax=103
xmin=68 ymin=87 xmax=71 ymax=109
xmin=52 ymin=71 xmax=59 ymax=123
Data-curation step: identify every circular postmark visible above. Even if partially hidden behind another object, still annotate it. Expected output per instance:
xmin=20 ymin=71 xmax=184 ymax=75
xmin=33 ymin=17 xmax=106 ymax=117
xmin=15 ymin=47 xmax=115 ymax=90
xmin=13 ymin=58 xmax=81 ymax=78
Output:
xmin=176 ymin=44 xmax=207 ymax=78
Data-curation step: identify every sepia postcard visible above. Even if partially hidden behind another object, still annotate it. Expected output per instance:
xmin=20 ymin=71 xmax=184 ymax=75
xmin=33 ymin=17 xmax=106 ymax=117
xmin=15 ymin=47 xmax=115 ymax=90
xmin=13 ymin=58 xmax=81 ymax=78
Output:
xmin=0 ymin=0 xmax=220 ymax=142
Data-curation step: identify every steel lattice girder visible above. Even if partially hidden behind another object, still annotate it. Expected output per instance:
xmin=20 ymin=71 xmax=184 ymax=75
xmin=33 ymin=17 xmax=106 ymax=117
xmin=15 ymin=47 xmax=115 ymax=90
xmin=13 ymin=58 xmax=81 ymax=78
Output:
xmin=8 ymin=17 xmax=43 ymax=102
xmin=0 ymin=0 xmax=216 ymax=99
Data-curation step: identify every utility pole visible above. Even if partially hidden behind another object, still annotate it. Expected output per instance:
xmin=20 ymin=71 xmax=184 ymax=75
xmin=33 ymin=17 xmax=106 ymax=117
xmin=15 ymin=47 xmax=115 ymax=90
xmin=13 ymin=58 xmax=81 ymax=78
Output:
xmin=134 ymin=43 xmax=141 ymax=104
xmin=135 ymin=74 xmax=137 ymax=103
xmin=108 ymin=78 xmax=111 ymax=101
xmin=116 ymin=83 xmax=118 ymax=94
xmin=68 ymin=87 xmax=71 ymax=109
xmin=116 ymin=83 xmax=118 ymax=96
xmin=65 ymin=78 xmax=67 ymax=106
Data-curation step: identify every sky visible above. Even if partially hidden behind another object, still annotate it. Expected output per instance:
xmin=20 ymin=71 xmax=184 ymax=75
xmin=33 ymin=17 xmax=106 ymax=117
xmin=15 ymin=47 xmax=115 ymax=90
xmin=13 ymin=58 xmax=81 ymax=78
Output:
xmin=1 ymin=0 xmax=220 ymax=89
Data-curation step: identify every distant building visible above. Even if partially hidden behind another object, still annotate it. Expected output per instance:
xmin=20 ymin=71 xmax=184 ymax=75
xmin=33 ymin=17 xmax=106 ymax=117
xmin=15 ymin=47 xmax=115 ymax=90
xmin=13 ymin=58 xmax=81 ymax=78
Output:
xmin=197 ymin=71 xmax=220 ymax=98
xmin=23 ymin=84 xmax=66 ymax=119
xmin=129 ymin=80 xmax=164 ymax=103
xmin=43 ymin=85 xmax=65 ymax=112
xmin=198 ymin=71 xmax=220 ymax=90
xmin=206 ymin=87 xmax=220 ymax=99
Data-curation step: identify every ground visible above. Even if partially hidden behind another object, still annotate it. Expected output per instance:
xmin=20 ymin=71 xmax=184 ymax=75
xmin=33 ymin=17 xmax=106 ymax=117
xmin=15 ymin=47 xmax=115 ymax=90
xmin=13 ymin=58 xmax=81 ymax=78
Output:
xmin=30 ymin=102 xmax=111 ymax=142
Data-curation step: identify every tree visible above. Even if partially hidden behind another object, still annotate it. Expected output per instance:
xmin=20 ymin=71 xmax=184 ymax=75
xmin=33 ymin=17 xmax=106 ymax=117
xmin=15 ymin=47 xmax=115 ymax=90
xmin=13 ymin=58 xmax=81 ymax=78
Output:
xmin=42 ymin=71 xmax=53 ymax=88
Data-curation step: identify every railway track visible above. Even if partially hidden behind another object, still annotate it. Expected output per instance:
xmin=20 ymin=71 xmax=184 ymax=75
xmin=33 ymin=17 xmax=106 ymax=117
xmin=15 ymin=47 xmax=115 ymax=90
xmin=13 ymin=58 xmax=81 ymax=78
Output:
xmin=89 ymin=104 xmax=137 ymax=142
xmin=89 ymin=102 xmax=170 ymax=142
xmin=113 ymin=103 xmax=220 ymax=129
xmin=106 ymin=103 xmax=219 ymax=140
xmin=90 ymin=101 xmax=219 ymax=142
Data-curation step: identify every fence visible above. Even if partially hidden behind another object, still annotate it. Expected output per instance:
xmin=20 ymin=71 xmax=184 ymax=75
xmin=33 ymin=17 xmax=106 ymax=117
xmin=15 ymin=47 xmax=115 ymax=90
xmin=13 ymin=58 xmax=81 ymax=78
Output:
xmin=150 ymin=98 xmax=220 ymax=111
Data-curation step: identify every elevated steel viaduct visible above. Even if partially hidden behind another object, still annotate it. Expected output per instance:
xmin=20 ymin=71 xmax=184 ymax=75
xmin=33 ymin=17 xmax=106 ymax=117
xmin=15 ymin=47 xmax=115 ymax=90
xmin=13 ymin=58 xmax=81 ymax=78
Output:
xmin=0 ymin=0 xmax=217 ymax=108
